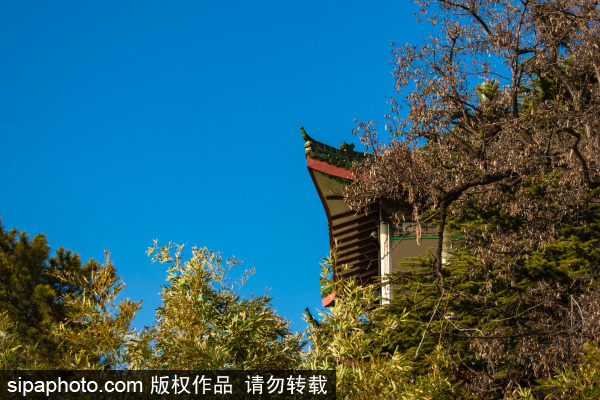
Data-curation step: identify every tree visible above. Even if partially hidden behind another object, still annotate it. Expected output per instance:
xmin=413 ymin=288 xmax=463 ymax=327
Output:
xmin=0 ymin=239 xmax=305 ymax=371
xmin=0 ymin=220 xmax=101 ymax=368
xmin=344 ymin=0 xmax=600 ymax=395
xmin=304 ymin=247 xmax=464 ymax=400
xmin=48 ymin=251 xmax=141 ymax=370
xmin=0 ymin=228 xmax=467 ymax=396
xmin=536 ymin=342 xmax=600 ymax=399
xmin=139 ymin=241 xmax=305 ymax=370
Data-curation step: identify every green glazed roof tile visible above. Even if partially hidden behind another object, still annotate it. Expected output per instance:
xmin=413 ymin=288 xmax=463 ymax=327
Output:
xmin=301 ymin=126 xmax=365 ymax=166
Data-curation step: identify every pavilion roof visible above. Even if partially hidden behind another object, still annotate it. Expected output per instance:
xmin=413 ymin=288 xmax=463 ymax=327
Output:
xmin=301 ymin=127 xmax=364 ymax=169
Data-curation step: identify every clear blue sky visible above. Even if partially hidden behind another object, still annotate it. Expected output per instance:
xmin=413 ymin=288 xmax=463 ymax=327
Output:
xmin=0 ymin=0 xmax=431 ymax=332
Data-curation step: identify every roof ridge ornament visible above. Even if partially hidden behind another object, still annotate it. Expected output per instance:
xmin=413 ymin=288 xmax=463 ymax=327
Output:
xmin=340 ymin=141 xmax=355 ymax=152
xmin=300 ymin=126 xmax=312 ymax=142
xmin=301 ymin=126 xmax=365 ymax=168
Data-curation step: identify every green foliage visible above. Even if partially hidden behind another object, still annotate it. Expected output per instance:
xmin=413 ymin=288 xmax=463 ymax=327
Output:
xmin=143 ymin=241 xmax=305 ymax=369
xmin=0 ymin=226 xmax=305 ymax=371
xmin=0 ymin=220 xmax=100 ymax=368
xmin=304 ymin=248 xmax=464 ymax=399
xmin=16 ymin=224 xmax=600 ymax=399
xmin=536 ymin=342 xmax=600 ymax=400
xmin=49 ymin=252 xmax=141 ymax=369
xmin=0 ymin=250 xmax=140 ymax=370
xmin=0 ymin=311 xmax=31 ymax=369
xmin=382 ymin=202 xmax=600 ymax=396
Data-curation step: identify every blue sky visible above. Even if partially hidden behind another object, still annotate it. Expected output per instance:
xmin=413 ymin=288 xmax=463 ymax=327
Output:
xmin=0 ymin=0 xmax=431 ymax=332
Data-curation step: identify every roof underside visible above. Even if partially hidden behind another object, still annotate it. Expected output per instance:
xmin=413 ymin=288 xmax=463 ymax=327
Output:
xmin=303 ymin=128 xmax=379 ymax=286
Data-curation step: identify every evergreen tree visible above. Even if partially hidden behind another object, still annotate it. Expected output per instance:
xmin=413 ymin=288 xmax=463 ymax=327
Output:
xmin=382 ymin=202 xmax=600 ymax=394
xmin=0 ymin=219 xmax=99 ymax=367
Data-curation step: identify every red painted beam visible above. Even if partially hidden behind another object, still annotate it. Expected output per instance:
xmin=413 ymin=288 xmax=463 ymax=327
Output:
xmin=307 ymin=157 xmax=354 ymax=180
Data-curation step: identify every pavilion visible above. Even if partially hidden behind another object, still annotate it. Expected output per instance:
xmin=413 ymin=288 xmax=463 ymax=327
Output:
xmin=302 ymin=127 xmax=441 ymax=306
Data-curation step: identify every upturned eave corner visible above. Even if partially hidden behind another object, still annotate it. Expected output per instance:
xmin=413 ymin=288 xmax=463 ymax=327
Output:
xmin=300 ymin=127 xmax=365 ymax=169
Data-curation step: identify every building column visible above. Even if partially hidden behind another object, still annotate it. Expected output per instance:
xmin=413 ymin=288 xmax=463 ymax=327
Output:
xmin=380 ymin=219 xmax=391 ymax=305
xmin=441 ymin=229 xmax=451 ymax=265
